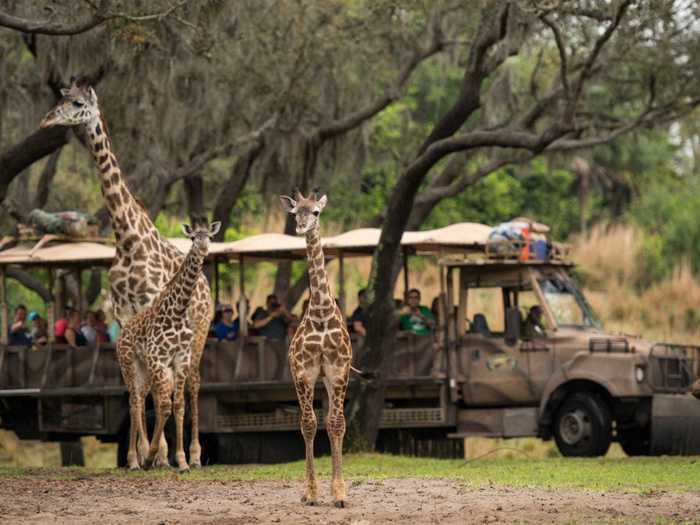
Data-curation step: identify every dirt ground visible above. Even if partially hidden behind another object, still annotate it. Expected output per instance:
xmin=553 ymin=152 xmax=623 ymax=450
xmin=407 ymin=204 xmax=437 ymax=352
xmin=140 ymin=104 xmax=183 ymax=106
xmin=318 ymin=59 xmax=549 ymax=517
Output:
xmin=0 ymin=477 xmax=698 ymax=525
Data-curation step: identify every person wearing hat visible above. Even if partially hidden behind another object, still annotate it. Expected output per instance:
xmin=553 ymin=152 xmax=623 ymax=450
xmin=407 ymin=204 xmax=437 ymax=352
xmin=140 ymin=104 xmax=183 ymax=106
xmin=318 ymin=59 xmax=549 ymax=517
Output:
xmin=28 ymin=311 xmax=48 ymax=347
xmin=214 ymin=303 xmax=239 ymax=341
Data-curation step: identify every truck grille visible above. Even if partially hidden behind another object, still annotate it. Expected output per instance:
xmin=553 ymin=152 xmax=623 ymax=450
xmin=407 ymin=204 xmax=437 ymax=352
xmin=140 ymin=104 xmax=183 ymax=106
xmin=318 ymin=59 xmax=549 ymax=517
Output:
xmin=649 ymin=344 xmax=698 ymax=393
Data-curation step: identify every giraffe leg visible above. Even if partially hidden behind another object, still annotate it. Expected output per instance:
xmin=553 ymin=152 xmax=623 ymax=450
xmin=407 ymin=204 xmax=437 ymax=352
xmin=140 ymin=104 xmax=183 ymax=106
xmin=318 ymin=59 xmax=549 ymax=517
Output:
xmin=173 ymin=352 xmax=191 ymax=472
xmin=132 ymin=360 xmax=150 ymax=469
xmin=323 ymin=362 xmax=350 ymax=507
xmin=144 ymin=368 xmax=174 ymax=470
xmin=292 ymin=357 xmax=321 ymax=505
xmin=116 ymin=337 xmax=141 ymax=470
xmin=187 ymin=321 xmax=207 ymax=468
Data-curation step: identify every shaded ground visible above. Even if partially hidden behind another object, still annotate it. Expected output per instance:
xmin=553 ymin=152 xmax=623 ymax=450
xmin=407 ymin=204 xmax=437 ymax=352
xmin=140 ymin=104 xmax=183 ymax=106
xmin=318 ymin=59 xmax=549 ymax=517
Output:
xmin=1 ymin=476 xmax=699 ymax=525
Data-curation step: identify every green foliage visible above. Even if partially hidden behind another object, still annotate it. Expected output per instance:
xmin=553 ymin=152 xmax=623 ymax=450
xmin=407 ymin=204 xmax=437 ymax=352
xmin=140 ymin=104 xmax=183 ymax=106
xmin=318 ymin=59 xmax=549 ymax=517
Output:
xmin=2 ymin=454 xmax=700 ymax=493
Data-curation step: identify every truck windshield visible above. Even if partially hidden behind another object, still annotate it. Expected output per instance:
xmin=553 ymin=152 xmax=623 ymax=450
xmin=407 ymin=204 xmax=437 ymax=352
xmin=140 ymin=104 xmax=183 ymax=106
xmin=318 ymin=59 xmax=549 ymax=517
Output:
xmin=538 ymin=278 xmax=601 ymax=329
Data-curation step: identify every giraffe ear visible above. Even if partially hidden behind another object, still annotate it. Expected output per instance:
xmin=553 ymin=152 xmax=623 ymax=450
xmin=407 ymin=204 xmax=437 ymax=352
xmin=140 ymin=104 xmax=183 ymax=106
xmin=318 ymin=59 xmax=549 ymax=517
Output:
xmin=87 ymin=86 xmax=97 ymax=105
xmin=182 ymin=223 xmax=194 ymax=238
xmin=317 ymin=195 xmax=327 ymax=210
xmin=209 ymin=221 xmax=222 ymax=237
xmin=279 ymin=195 xmax=296 ymax=213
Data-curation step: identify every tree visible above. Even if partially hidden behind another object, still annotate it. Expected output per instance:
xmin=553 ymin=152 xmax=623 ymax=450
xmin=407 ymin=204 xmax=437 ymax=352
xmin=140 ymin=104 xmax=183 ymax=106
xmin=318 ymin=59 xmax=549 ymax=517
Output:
xmin=348 ymin=0 xmax=700 ymax=447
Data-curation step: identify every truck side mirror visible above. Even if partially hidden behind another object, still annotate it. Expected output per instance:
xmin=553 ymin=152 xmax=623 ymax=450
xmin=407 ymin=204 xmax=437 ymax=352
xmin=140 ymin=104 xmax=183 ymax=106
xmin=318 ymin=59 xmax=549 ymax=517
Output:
xmin=505 ymin=307 xmax=521 ymax=346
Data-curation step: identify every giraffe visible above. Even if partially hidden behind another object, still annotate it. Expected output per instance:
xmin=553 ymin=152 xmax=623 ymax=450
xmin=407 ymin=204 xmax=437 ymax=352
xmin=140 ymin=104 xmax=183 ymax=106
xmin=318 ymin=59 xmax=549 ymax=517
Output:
xmin=39 ymin=78 xmax=212 ymax=467
xmin=117 ymin=220 xmax=220 ymax=472
xmin=280 ymin=189 xmax=352 ymax=508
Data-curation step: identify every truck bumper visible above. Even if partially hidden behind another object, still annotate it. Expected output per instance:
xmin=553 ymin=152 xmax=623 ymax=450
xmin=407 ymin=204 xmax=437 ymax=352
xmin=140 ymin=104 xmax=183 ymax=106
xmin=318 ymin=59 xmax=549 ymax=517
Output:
xmin=651 ymin=393 xmax=700 ymax=454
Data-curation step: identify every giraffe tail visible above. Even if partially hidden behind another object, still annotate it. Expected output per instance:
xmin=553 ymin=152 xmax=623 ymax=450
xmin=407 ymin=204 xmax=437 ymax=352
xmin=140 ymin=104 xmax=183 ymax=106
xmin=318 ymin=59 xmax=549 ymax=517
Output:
xmin=349 ymin=365 xmax=374 ymax=380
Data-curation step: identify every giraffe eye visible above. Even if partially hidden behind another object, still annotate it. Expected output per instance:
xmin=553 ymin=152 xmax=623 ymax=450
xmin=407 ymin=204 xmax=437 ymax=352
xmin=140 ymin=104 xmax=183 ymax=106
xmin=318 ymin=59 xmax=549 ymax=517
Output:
xmin=72 ymin=101 xmax=84 ymax=108
xmin=312 ymin=210 xmax=320 ymax=216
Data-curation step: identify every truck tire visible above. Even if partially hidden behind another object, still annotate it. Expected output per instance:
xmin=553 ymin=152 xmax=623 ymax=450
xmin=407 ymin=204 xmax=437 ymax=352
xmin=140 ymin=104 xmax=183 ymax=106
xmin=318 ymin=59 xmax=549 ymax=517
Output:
xmin=554 ymin=392 xmax=612 ymax=457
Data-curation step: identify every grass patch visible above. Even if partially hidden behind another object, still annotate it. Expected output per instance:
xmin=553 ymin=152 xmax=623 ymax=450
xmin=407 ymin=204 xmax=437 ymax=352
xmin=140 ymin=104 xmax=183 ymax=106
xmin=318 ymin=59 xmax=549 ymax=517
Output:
xmin=1 ymin=453 xmax=699 ymax=492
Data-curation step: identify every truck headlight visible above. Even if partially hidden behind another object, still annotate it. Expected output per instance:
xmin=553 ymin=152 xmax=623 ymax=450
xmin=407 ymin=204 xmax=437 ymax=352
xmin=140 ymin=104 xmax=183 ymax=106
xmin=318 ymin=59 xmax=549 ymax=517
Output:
xmin=635 ymin=365 xmax=646 ymax=383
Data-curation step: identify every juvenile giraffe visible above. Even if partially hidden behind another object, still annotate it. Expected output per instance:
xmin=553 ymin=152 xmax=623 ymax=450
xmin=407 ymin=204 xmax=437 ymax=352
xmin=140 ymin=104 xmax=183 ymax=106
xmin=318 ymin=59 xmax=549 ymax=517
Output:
xmin=40 ymin=78 xmax=212 ymax=467
xmin=117 ymin=220 xmax=220 ymax=472
xmin=280 ymin=190 xmax=352 ymax=508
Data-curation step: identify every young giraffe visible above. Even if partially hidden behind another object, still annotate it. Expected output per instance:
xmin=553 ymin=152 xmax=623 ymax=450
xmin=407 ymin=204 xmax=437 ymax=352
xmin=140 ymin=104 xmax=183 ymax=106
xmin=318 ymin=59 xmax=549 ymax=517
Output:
xmin=280 ymin=190 xmax=352 ymax=508
xmin=117 ymin=220 xmax=220 ymax=472
xmin=40 ymin=79 xmax=212 ymax=467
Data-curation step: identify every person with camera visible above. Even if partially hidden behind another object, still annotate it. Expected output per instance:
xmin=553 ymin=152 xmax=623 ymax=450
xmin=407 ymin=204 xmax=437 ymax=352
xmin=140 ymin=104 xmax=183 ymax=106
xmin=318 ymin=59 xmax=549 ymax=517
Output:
xmin=252 ymin=294 xmax=297 ymax=340
xmin=399 ymin=288 xmax=435 ymax=335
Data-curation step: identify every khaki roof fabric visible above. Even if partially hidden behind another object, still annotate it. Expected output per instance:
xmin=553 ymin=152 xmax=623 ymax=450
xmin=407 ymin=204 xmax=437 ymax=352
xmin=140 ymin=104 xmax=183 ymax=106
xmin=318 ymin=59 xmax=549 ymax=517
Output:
xmin=0 ymin=222 xmax=495 ymax=266
xmin=0 ymin=238 xmax=228 ymax=267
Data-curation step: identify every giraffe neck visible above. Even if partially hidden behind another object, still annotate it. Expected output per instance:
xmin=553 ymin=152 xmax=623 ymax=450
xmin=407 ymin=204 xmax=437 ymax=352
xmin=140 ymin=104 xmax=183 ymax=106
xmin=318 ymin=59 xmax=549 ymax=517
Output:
xmin=306 ymin=225 xmax=332 ymax=307
xmin=160 ymin=244 xmax=206 ymax=317
xmin=85 ymin=114 xmax=160 ymax=244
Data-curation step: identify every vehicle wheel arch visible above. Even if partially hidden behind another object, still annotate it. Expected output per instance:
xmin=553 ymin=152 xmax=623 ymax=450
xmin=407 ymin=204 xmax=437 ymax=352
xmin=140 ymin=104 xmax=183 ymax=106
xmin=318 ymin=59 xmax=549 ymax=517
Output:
xmin=539 ymin=378 xmax=615 ymax=437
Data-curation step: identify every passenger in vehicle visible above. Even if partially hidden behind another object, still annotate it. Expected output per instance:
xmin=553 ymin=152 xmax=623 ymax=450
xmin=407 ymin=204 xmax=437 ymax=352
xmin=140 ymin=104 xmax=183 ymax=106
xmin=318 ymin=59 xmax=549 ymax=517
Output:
xmin=81 ymin=310 xmax=98 ymax=346
xmin=471 ymin=313 xmax=492 ymax=336
xmin=214 ymin=303 xmax=239 ymax=341
xmin=399 ymin=288 xmax=435 ymax=335
xmin=28 ymin=311 xmax=48 ymax=347
xmin=252 ymin=294 xmax=297 ymax=341
xmin=522 ymin=305 xmax=545 ymax=338
xmin=8 ymin=304 xmax=31 ymax=346
xmin=209 ymin=303 xmax=224 ymax=338
xmin=56 ymin=308 xmax=87 ymax=347
xmin=94 ymin=309 xmax=110 ymax=343
xmin=350 ymin=288 xmax=368 ymax=336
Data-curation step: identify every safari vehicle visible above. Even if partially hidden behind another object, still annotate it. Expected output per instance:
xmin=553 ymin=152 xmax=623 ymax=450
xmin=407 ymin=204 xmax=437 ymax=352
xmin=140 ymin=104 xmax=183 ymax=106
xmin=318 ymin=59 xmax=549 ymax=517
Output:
xmin=1 ymin=223 xmax=699 ymax=464
xmin=440 ymin=249 xmax=700 ymax=456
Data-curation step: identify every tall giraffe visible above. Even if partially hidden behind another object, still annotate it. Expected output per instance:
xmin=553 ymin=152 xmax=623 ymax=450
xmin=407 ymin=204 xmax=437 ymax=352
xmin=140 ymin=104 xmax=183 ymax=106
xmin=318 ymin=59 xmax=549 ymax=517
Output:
xmin=280 ymin=189 xmax=352 ymax=507
xmin=117 ymin=220 xmax=220 ymax=472
xmin=40 ymin=78 xmax=212 ymax=467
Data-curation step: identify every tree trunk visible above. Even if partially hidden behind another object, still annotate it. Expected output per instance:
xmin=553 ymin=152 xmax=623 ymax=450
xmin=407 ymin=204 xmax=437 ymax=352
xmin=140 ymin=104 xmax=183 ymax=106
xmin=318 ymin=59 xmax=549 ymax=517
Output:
xmin=34 ymin=148 xmax=63 ymax=209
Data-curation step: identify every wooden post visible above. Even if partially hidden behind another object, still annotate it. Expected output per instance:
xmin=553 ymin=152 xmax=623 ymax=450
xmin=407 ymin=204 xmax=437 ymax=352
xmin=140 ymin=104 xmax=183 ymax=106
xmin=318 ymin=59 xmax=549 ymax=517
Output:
xmin=47 ymin=268 xmax=55 ymax=344
xmin=238 ymin=256 xmax=248 ymax=336
xmin=338 ymin=251 xmax=346 ymax=316
xmin=0 ymin=267 xmax=7 ymax=346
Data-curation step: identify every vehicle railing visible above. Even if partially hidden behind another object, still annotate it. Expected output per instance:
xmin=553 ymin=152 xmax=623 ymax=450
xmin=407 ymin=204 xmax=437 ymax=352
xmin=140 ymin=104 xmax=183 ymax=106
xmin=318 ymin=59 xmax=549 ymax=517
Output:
xmin=648 ymin=343 xmax=698 ymax=393
xmin=0 ymin=332 xmax=439 ymax=392
xmin=484 ymin=239 xmax=571 ymax=262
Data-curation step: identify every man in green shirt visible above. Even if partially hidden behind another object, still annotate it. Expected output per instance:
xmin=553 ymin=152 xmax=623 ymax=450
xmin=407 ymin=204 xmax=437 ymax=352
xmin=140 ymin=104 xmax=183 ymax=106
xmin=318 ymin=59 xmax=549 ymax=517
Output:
xmin=399 ymin=288 xmax=436 ymax=335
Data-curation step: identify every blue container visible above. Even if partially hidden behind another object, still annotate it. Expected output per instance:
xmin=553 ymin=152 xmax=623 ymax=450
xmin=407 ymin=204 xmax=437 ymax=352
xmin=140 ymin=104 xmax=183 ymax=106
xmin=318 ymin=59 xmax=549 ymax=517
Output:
xmin=533 ymin=239 xmax=549 ymax=261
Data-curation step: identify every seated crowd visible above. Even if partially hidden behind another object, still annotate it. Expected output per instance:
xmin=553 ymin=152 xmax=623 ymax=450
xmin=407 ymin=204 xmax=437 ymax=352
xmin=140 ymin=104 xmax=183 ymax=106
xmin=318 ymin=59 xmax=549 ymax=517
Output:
xmin=7 ymin=304 xmax=114 ymax=348
xmin=208 ymin=287 xmax=439 ymax=342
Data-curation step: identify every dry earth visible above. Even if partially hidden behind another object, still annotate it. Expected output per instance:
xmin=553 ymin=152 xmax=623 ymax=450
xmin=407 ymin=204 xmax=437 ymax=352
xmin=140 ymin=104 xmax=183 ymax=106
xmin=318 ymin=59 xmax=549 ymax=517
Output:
xmin=0 ymin=477 xmax=698 ymax=524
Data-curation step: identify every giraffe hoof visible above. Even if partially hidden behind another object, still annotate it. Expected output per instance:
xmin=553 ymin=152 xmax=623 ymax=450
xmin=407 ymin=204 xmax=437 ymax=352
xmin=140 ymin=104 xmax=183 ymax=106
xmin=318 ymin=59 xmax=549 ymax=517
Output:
xmin=300 ymin=496 xmax=316 ymax=506
xmin=334 ymin=500 xmax=345 ymax=509
xmin=127 ymin=465 xmax=141 ymax=472
xmin=143 ymin=458 xmax=154 ymax=471
xmin=178 ymin=467 xmax=190 ymax=474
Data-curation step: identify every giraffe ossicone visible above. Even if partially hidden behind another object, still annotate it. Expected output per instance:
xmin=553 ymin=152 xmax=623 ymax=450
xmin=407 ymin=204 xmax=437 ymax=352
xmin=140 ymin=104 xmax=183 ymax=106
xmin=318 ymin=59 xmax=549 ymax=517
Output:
xmin=116 ymin=220 xmax=220 ymax=472
xmin=40 ymin=78 xmax=213 ymax=468
xmin=282 ymin=190 xmax=352 ymax=507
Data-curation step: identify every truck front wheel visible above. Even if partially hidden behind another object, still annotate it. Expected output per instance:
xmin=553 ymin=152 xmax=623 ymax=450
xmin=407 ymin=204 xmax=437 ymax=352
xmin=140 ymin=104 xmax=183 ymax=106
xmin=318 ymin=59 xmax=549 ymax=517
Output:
xmin=554 ymin=392 xmax=612 ymax=457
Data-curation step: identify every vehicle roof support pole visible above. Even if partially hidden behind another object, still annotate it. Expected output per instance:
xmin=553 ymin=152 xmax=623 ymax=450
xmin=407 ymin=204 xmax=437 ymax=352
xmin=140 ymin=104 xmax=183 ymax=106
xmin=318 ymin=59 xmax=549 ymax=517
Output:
xmin=47 ymin=268 xmax=55 ymax=343
xmin=529 ymin=268 xmax=557 ymax=331
xmin=445 ymin=267 xmax=459 ymax=402
xmin=238 ymin=256 xmax=248 ymax=336
xmin=338 ymin=250 xmax=346 ymax=317
xmin=0 ymin=267 xmax=7 ymax=345
xmin=402 ymin=248 xmax=409 ymax=303
xmin=76 ymin=268 xmax=84 ymax=317
xmin=457 ymin=269 xmax=468 ymax=337
xmin=214 ymin=256 xmax=220 ymax=305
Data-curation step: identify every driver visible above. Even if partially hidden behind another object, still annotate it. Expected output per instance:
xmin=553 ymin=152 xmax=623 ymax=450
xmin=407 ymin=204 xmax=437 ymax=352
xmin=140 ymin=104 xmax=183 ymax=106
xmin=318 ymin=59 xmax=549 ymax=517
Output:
xmin=523 ymin=305 xmax=545 ymax=338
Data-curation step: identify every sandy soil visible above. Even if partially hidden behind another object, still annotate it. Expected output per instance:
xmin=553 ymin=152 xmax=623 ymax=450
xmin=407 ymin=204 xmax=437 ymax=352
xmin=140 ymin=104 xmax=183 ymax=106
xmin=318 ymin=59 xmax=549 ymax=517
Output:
xmin=0 ymin=476 xmax=698 ymax=525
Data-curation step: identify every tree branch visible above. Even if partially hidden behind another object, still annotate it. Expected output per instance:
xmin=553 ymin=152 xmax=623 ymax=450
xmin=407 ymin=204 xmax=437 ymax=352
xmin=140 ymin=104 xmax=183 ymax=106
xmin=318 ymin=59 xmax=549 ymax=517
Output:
xmin=6 ymin=268 xmax=51 ymax=302
xmin=0 ymin=1 xmax=188 ymax=36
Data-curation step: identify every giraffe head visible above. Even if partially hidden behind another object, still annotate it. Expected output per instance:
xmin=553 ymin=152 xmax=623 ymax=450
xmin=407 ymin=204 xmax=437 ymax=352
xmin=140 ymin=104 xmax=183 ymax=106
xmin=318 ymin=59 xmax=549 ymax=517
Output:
xmin=280 ymin=188 xmax=327 ymax=235
xmin=40 ymin=77 xmax=100 ymax=129
xmin=181 ymin=220 xmax=221 ymax=256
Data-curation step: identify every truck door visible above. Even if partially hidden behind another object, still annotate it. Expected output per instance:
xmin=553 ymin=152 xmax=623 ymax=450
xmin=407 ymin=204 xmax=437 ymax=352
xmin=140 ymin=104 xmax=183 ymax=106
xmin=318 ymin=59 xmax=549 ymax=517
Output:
xmin=516 ymin=289 xmax=554 ymax=401
xmin=460 ymin=286 xmax=534 ymax=406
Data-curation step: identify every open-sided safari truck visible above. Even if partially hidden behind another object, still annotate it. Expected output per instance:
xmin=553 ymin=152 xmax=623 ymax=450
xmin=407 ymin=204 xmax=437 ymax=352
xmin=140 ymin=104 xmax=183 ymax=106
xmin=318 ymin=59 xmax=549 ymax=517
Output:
xmin=1 ymin=220 xmax=699 ymax=464
xmin=441 ymin=222 xmax=700 ymax=456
